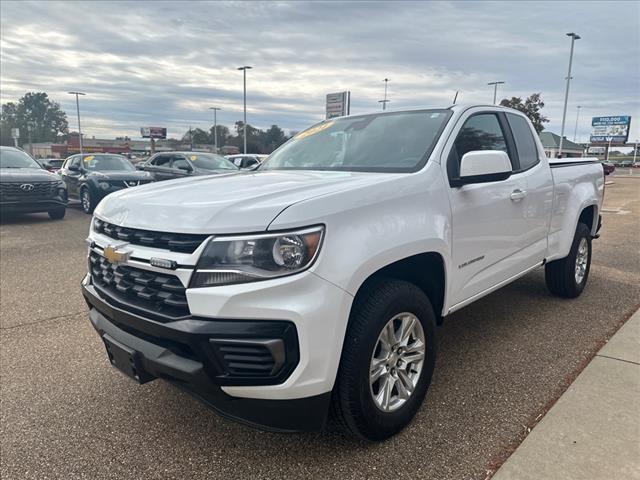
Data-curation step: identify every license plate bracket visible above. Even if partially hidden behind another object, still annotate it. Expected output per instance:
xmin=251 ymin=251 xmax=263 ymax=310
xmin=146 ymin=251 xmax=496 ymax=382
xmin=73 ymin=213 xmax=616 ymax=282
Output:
xmin=102 ymin=334 xmax=155 ymax=384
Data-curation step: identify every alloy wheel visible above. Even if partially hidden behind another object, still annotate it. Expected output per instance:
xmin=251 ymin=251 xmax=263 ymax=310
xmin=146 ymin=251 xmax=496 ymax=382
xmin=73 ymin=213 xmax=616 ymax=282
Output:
xmin=369 ymin=312 xmax=426 ymax=412
xmin=575 ymin=237 xmax=588 ymax=284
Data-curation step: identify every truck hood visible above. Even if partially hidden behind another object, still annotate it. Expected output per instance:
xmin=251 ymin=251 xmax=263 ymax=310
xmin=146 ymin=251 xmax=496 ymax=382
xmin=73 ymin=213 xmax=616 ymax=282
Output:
xmin=94 ymin=170 xmax=393 ymax=233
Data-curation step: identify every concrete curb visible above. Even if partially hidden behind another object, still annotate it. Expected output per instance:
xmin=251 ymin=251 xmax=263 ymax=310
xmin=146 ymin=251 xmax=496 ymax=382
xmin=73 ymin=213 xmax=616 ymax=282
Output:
xmin=491 ymin=308 xmax=640 ymax=480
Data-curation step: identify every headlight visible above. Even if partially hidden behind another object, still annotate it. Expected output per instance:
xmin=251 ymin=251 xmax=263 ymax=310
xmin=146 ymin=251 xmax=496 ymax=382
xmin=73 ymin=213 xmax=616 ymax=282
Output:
xmin=190 ymin=226 xmax=324 ymax=287
xmin=98 ymin=181 xmax=110 ymax=190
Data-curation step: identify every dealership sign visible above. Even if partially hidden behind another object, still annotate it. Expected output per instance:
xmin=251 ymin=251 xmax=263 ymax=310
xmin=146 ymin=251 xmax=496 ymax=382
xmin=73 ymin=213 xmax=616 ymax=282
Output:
xmin=590 ymin=116 xmax=631 ymax=145
xmin=326 ymin=91 xmax=350 ymax=119
xmin=140 ymin=127 xmax=167 ymax=139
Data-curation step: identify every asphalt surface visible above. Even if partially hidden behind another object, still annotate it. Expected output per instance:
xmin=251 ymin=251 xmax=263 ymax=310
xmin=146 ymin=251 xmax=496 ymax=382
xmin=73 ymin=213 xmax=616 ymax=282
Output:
xmin=1 ymin=178 xmax=639 ymax=480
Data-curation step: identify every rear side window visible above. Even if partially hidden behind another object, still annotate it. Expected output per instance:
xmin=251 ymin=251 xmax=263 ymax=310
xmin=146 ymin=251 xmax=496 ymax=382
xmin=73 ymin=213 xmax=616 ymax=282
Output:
xmin=447 ymin=113 xmax=509 ymax=180
xmin=151 ymin=154 xmax=171 ymax=167
xmin=171 ymin=156 xmax=190 ymax=170
xmin=507 ymin=113 xmax=540 ymax=171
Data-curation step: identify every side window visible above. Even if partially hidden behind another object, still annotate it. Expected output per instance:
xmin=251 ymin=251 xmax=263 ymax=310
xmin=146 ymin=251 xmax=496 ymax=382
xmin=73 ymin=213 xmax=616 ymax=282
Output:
xmin=171 ymin=156 xmax=190 ymax=170
xmin=448 ymin=113 xmax=509 ymax=180
xmin=151 ymin=154 xmax=171 ymax=167
xmin=507 ymin=113 xmax=540 ymax=171
xmin=70 ymin=156 xmax=81 ymax=169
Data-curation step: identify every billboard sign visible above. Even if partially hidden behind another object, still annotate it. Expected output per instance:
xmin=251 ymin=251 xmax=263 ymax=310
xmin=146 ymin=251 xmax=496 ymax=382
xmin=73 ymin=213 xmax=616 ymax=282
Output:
xmin=140 ymin=127 xmax=167 ymax=139
xmin=326 ymin=91 xmax=350 ymax=119
xmin=590 ymin=116 xmax=631 ymax=145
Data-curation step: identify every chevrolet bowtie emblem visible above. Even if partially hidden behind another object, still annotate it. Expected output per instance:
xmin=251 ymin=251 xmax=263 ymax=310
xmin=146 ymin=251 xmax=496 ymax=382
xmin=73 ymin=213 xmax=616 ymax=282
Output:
xmin=103 ymin=245 xmax=131 ymax=264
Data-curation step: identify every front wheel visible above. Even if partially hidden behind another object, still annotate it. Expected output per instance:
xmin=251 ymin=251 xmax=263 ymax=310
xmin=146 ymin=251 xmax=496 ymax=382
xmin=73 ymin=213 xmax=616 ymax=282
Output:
xmin=80 ymin=188 xmax=95 ymax=214
xmin=48 ymin=207 xmax=66 ymax=220
xmin=545 ymin=222 xmax=592 ymax=298
xmin=332 ymin=279 xmax=437 ymax=441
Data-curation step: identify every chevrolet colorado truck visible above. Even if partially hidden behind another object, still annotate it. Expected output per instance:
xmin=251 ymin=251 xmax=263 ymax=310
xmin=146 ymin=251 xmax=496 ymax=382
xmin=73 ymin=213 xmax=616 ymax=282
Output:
xmin=82 ymin=104 xmax=604 ymax=441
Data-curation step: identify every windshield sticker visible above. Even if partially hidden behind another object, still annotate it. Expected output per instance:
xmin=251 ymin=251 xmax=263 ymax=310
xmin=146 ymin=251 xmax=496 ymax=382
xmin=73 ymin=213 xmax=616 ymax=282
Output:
xmin=83 ymin=155 xmax=95 ymax=163
xmin=190 ymin=155 xmax=198 ymax=161
xmin=295 ymin=121 xmax=334 ymax=140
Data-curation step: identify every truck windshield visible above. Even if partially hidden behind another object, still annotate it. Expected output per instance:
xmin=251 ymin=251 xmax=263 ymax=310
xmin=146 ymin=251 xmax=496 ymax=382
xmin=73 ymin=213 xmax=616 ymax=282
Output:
xmin=260 ymin=109 xmax=451 ymax=173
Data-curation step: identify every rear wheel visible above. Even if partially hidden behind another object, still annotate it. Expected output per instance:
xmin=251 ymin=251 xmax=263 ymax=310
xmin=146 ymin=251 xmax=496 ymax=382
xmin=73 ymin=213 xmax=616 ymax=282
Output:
xmin=48 ymin=207 xmax=66 ymax=220
xmin=545 ymin=222 xmax=592 ymax=298
xmin=332 ymin=279 xmax=437 ymax=441
xmin=81 ymin=188 xmax=94 ymax=214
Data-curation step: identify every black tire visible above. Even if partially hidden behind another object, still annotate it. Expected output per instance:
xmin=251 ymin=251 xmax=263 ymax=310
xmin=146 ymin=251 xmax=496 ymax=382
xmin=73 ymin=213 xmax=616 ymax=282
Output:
xmin=545 ymin=222 xmax=592 ymax=298
xmin=48 ymin=207 xmax=66 ymax=220
xmin=332 ymin=279 xmax=437 ymax=441
xmin=81 ymin=187 xmax=95 ymax=214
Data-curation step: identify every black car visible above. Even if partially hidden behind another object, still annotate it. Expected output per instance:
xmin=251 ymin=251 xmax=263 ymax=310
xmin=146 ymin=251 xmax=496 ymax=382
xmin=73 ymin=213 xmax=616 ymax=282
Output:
xmin=59 ymin=153 xmax=154 ymax=214
xmin=140 ymin=151 xmax=238 ymax=181
xmin=0 ymin=146 xmax=68 ymax=220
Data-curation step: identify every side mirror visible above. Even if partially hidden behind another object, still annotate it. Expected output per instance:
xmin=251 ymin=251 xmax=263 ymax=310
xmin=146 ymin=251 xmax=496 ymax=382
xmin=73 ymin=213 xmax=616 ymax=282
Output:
xmin=68 ymin=164 xmax=80 ymax=172
xmin=177 ymin=164 xmax=192 ymax=172
xmin=457 ymin=150 xmax=512 ymax=186
xmin=135 ymin=163 xmax=145 ymax=170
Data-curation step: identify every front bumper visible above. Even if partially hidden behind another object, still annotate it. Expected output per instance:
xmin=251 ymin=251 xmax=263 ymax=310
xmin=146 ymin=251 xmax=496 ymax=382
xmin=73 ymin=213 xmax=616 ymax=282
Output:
xmin=0 ymin=196 xmax=67 ymax=214
xmin=82 ymin=276 xmax=334 ymax=432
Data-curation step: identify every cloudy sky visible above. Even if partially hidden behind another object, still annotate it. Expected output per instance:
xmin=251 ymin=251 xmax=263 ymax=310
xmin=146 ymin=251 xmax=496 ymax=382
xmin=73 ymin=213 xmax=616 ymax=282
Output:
xmin=1 ymin=0 xmax=639 ymax=143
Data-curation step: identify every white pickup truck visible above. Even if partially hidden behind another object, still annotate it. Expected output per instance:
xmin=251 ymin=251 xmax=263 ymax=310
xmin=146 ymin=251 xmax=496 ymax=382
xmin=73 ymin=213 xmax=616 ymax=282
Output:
xmin=82 ymin=104 xmax=604 ymax=441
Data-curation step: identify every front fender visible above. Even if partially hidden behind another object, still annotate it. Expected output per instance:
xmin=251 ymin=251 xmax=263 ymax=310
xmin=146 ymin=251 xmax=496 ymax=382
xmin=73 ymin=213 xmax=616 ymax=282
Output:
xmin=269 ymin=163 xmax=453 ymax=311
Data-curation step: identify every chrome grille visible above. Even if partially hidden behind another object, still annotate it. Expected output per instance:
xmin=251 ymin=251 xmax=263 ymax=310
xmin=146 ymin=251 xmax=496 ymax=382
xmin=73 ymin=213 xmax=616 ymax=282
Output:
xmin=93 ymin=218 xmax=208 ymax=253
xmin=89 ymin=250 xmax=189 ymax=318
xmin=0 ymin=181 xmax=58 ymax=199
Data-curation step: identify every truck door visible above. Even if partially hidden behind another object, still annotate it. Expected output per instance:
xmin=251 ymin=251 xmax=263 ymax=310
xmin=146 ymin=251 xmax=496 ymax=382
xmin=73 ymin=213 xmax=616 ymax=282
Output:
xmin=445 ymin=111 xmax=532 ymax=307
xmin=504 ymin=113 xmax=552 ymax=265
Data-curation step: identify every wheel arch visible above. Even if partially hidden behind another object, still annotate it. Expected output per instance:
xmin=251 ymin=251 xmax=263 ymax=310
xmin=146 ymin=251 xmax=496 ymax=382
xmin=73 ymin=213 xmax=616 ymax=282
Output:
xmin=578 ymin=203 xmax=598 ymax=236
xmin=350 ymin=252 xmax=447 ymax=324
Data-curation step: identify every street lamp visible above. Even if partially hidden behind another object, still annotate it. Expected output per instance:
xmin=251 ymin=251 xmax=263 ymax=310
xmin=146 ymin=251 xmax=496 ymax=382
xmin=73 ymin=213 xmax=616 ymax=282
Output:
xmin=237 ymin=66 xmax=252 ymax=154
xmin=573 ymin=105 xmax=581 ymax=142
xmin=487 ymin=81 xmax=505 ymax=105
xmin=378 ymin=78 xmax=390 ymax=110
xmin=209 ymin=107 xmax=221 ymax=153
xmin=558 ymin=32 xmax=580 ymax=158
xmin=68 ymin=91 xmax=86 ymax=157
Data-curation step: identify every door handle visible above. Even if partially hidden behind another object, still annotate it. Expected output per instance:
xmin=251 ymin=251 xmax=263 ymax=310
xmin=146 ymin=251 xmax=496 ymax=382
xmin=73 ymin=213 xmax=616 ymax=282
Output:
xmin=510 ymin=189 xmax=527 ymax=201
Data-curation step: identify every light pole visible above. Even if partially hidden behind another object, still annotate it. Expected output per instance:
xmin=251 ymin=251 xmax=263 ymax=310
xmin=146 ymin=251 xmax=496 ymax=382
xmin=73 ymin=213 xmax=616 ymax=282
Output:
xmin=487 ymin=81 xmax=505 ymax=105
xmin=573 ymin=105 xmax=581 ymax=142
xmin=68 ymin=91 xmax=86 ymax=157
xmin=558 ymin=32 xmax=580 ymax=158
xmin=26 ymin=123 xmax=33 ymax=155
xmin=237 ymin=66 xmax=252 ymax=154
xmin=378 ymin=78 xmax=390 ymax=110
xmin=209 ymin=107 xmax=221 ymax=153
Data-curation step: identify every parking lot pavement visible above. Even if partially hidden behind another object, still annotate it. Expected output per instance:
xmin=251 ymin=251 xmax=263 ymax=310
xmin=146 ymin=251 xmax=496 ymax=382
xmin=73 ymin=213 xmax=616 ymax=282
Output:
xmin=1 ymin=178 xmax=639 ymax=480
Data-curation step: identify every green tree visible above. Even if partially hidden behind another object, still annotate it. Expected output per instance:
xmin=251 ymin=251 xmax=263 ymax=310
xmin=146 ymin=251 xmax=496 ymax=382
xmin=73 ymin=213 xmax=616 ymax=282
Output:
xmin=1 ymin=92 xmax=69 ymax=146
xmin=499 ymin=93 xmax=549 ymax=133
xmin=209 ymin=124 xmax=230 ymax=147
xmin=263 ymin=125 xmax=288 ymax=152
xmin=181 ymin=127 xmax=209 ymax=145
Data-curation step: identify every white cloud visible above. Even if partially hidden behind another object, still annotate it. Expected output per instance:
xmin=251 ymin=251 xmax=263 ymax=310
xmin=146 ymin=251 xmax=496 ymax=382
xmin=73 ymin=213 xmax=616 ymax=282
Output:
xmin=1 ymin=0 xmax=638 ymax=141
